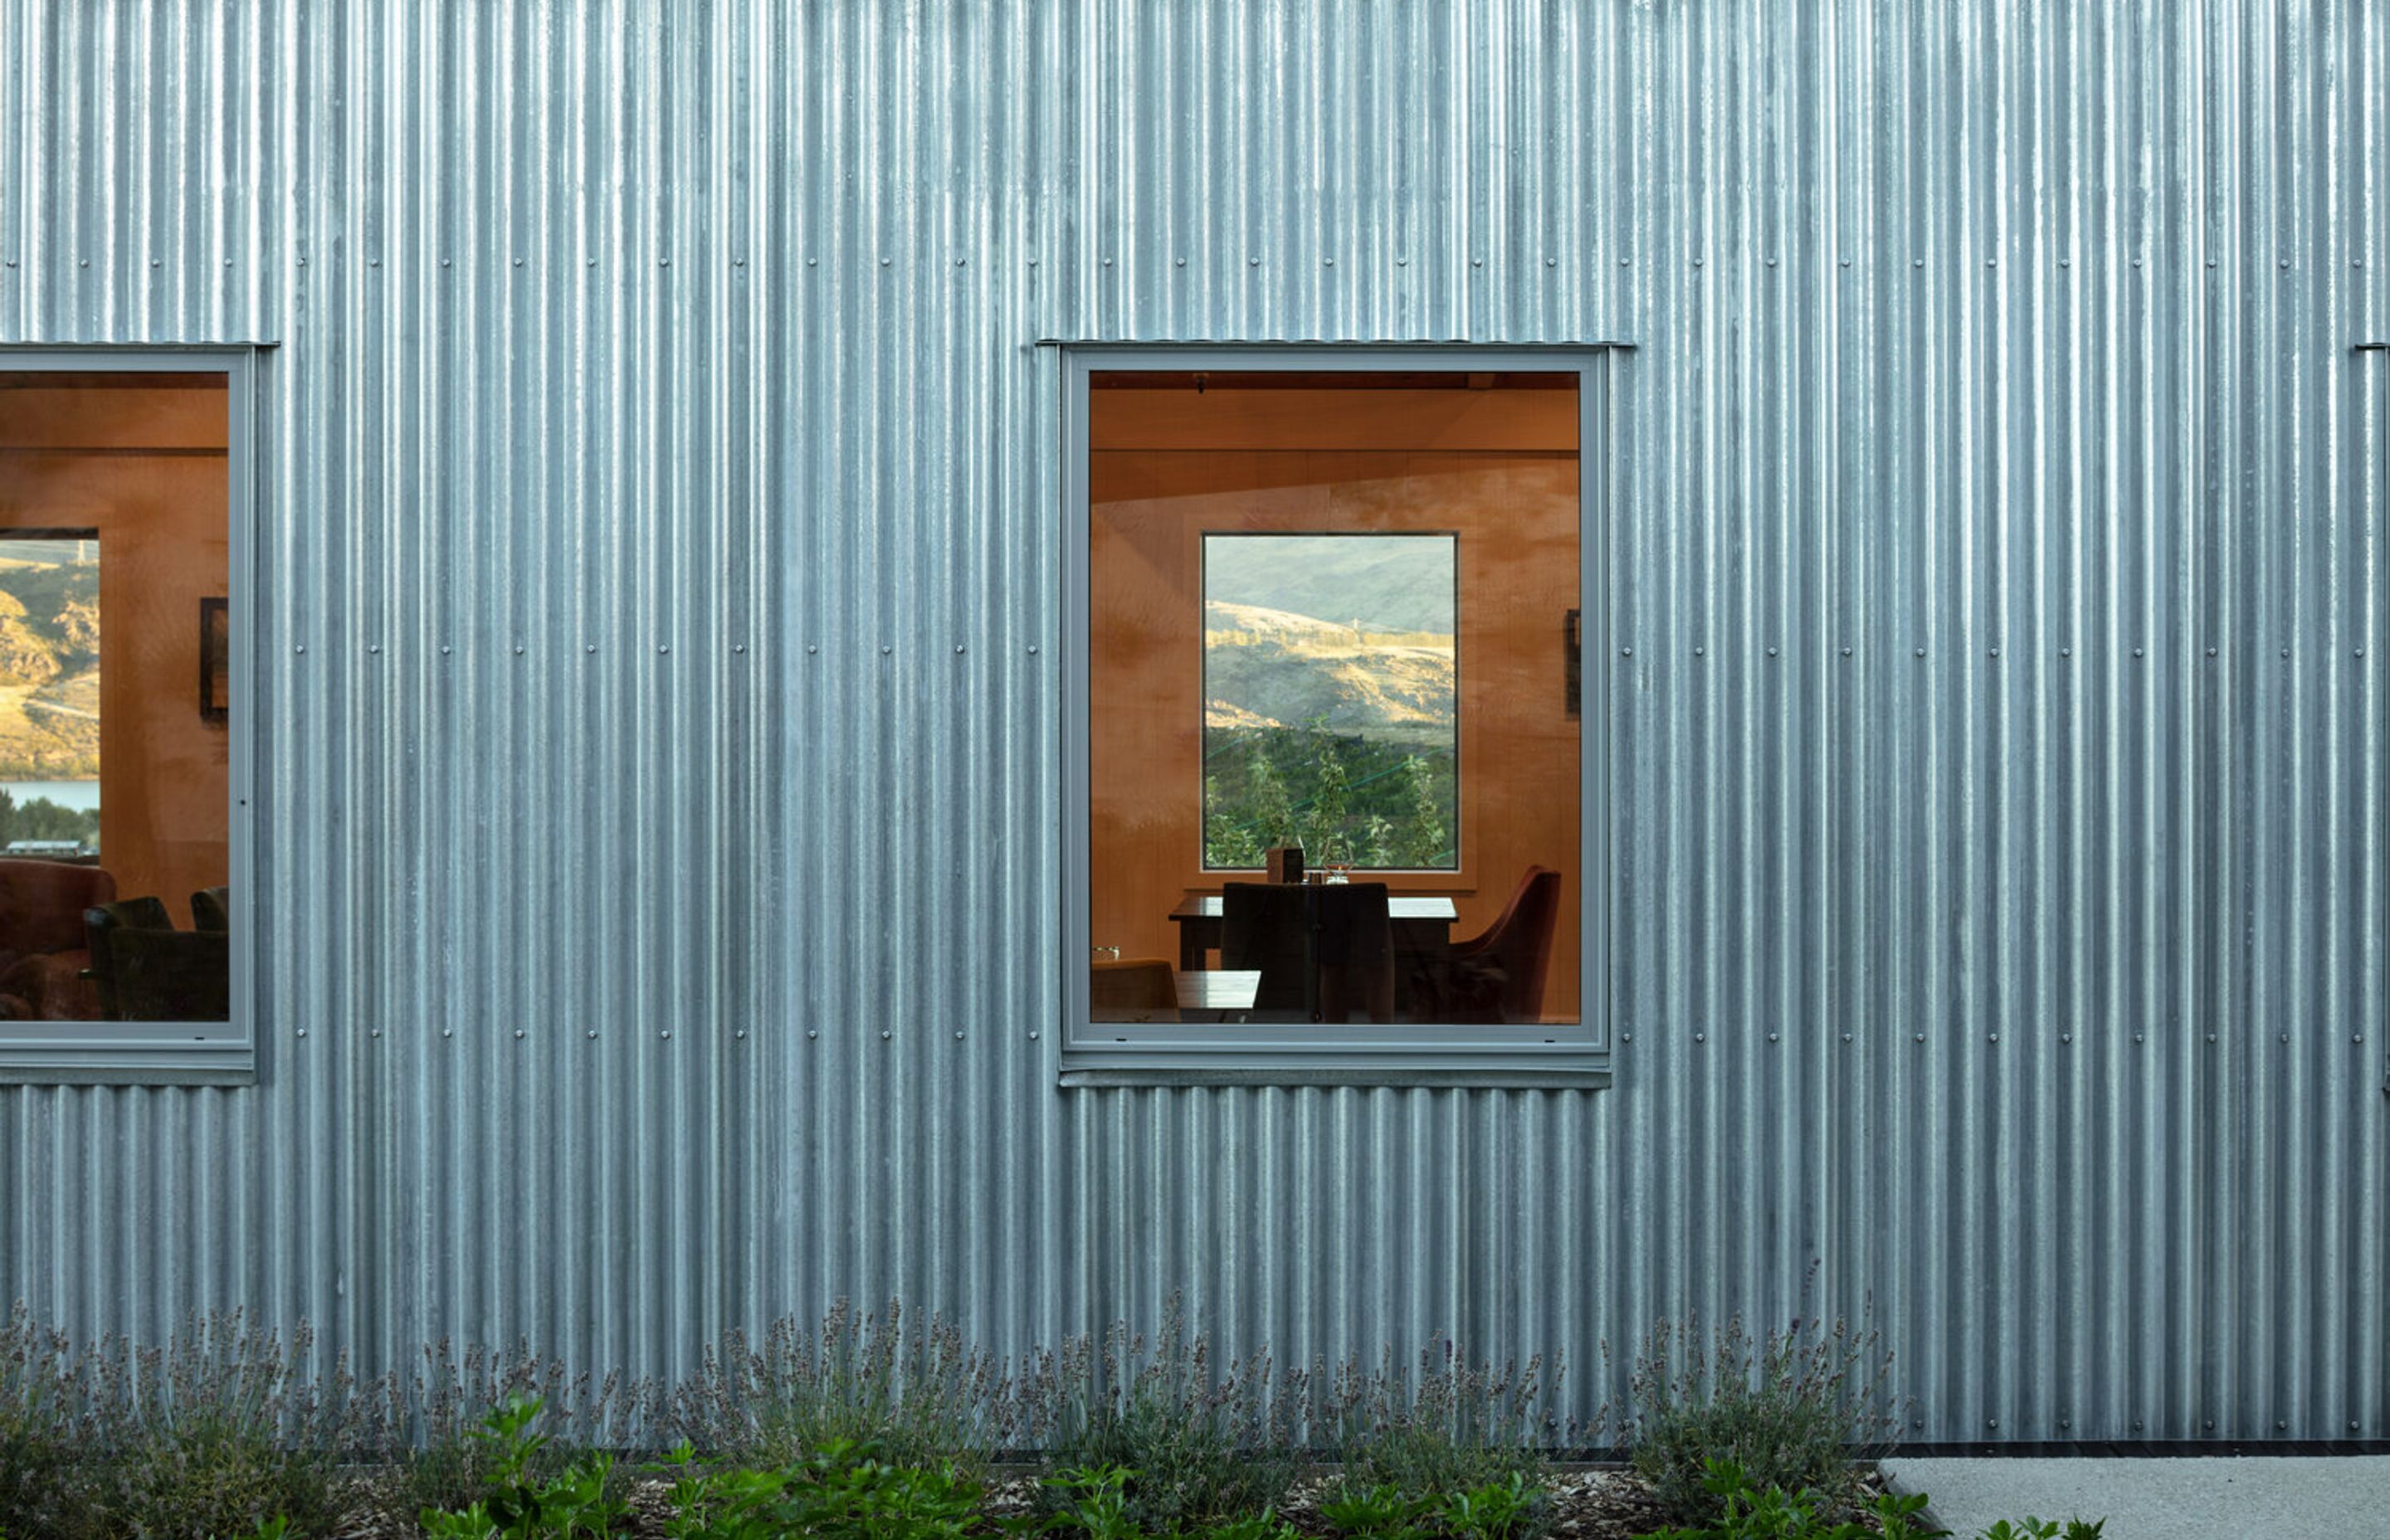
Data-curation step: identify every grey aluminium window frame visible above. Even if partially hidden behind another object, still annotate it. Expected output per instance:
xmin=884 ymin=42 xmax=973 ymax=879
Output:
xmin=2370 ymin=340 xmax=2389 ymax=1094
xmin=0 ymin=347 xmax=259 ymax=1084
xmin=1060 ymin=344 xmax=1615 ymax=1086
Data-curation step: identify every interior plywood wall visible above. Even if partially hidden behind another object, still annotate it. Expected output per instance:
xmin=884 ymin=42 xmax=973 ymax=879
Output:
xmin=0 ymin=382 xmax=230 ymax=919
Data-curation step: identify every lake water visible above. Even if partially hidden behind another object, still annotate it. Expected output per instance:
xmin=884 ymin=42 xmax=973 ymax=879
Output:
xmin=2 ymin=780 xmax=100 ymax=811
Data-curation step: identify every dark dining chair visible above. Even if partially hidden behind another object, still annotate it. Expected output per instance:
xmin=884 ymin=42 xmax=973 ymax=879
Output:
xmin=1091 ymin=957 xmax=1178 ymax=1022
xmin=1436 ymin=865 xmax=1562 ymax=1023
xmin=81 ymin=894 xmax=173 ymax=1018
xmin=1311 ymin=881 xmax=1394 ymax=1023
xmin=1223 ymin=880 xmax=1399 ymax=1023
xmin=1220 ymin=881 xmax=1314 ymax=1016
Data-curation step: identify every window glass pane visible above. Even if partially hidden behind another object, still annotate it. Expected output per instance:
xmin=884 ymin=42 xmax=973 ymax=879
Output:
xmin=1202 ymin=533 xmax=1458 ymax=870
xmin=1090 ymin=370 xmax=1580 ymax=1027
xmin=0 ymin=372 xmax=232 ymax=1023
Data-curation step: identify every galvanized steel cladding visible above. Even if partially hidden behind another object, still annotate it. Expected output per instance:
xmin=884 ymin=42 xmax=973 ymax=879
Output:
xmin=2 ymin=1 xmax=2385 ymax=1444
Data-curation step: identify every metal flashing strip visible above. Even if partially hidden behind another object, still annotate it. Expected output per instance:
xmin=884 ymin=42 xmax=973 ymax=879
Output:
xmin=1059 ymin=1067 xmax=1613 ymax=1091
xmin=0 ymin=340 xmax=280 ymax=352
xmin=1038 ymin=338 xmax=1638 ymax=350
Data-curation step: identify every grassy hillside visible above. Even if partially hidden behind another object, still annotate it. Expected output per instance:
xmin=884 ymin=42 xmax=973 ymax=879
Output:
xmin=0 ymin=545 xmax=99 ymax=780
xmin=1202 ymin=601 xmax=1455 ymax=739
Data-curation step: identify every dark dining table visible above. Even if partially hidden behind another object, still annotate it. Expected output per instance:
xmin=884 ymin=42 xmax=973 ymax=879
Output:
xmin=1166 ymin=890 xmax=1460 ymax=974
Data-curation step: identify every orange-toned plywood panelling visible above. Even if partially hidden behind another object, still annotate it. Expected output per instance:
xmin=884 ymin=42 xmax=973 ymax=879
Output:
xmin=1089 ymin=381 xmax=1584 ymax=1021
xmin=0 ymin=382 xmax=230 ymax=919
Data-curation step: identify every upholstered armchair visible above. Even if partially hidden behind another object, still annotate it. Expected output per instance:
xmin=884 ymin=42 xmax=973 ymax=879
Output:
xmin=0 ymin=860 xmax=117 ymax=1021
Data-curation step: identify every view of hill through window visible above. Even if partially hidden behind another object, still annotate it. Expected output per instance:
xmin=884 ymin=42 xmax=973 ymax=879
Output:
xmin=0 ymin=537 xmax=100 ymax=852
xmin=1202 ymin=533 xmax=1456 ymax=870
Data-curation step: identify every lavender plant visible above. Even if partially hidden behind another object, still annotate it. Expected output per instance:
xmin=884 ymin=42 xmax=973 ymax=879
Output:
xmin=1617 ymin=1312 xmax=1896 ymax=1528
xmin=1320 ymin=1337 xmax=1567 ymax=1506
xmin=0 ymin=1306 xmax=82 ymax=1539
xmin=1 ymin=1306 xmax=384 ymax=1540
xmin=660 ymin=1299 xmax=1004 ymax=1474
xmin=1019 ymin=1299 xmax=1310 ymax=1532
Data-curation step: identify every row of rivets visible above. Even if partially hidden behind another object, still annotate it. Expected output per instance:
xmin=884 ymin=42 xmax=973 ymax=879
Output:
xmin=312 ymin=1028 xmax=757 ymax=1040
xmin=1675 ymin=252 xmax=2355 ymax=270
xmin=310 ymin=1028 xmax=1066 ymax=1045
xmin=284 ymin=642 xmax=1028 ymax=655
xmin=297 ymin=642 xmax=733 ymax=654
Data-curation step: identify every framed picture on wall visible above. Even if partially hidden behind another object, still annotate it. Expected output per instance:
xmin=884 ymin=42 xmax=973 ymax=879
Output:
xmin=199 ymin=597 xmax=228 ymax=723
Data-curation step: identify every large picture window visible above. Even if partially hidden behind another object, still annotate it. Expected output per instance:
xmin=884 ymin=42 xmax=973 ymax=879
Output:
xmin=0 ymin=353 xmax=251 ymax=1079
xmin=1065 ymin=350 xmax=1610 ymax=1080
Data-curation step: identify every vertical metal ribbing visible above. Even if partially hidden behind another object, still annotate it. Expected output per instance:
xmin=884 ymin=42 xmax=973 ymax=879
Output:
xmin=0 ymin=0 xmax=2380 ymax=1445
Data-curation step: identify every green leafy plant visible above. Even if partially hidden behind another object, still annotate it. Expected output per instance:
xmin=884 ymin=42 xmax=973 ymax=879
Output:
xmin=1974 ymin=1521 xmax=2104 ymax=1540
xmin=1202 ymin=1513 xmax=1305 ymax=1540
xmin=1321 ymin=1474 xmax=1549 ymax=1540
xmin=1632 ymin=1460 xmax=1944 ymax=1540
xmin=388 ymin=1338 xmax=641 ymax=1528
xmin=646 ymin=1443 xmax=791 ymax=1540
xmin=1027 ymin=1464 xmax=1144 ymax=1540
xmin=772 ymin=1438 xmax=982 ymax=1540
xmin=1433 ymin=1474 xmax=1546 ymax=1540
xmin=1618 ymin=1308 xmax=1894 ymax=1527
xmin=1319 ymin=1484 xmax=1436 ymax=1540
xmin=417 ymin=1396 xmax=625 ymax=1540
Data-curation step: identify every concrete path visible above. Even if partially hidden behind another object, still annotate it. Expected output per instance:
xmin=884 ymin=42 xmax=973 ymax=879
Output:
xmin=1881 ymin=1455 xmax=2390 ymax=1539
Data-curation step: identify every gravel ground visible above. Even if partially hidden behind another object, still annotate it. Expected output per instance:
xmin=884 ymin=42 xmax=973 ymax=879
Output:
xmin=1885 ymin=1454 xmax=2390 ymax=1540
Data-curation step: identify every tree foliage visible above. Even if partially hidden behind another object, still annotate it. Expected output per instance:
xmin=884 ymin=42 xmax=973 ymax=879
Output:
xmin=1203 ymin=720 xmax=1455 ymax=870
xmin=0 ymin=790 xmax=100 ymax=847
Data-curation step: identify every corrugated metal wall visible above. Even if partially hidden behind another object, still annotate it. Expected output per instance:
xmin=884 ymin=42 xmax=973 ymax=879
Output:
xmin=2 ymin=0 xmax=2385 ymax=1443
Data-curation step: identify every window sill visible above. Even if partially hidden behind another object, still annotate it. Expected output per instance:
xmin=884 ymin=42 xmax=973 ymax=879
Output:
xmin=0 ymin=1062 xmax=256 ymax=1087
xmin=0 ymin=1036 xmax=255 ymax=1085
xmin=1058 ymin=1050 xmax=1610 ymax=1091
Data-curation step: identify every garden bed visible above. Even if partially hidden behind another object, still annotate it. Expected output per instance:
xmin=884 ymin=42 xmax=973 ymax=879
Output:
xmin=2 ymin=1303 xmax=2094 ymax=1540
xmin=313 ymin=1465 xmax=1695 ymax=1540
